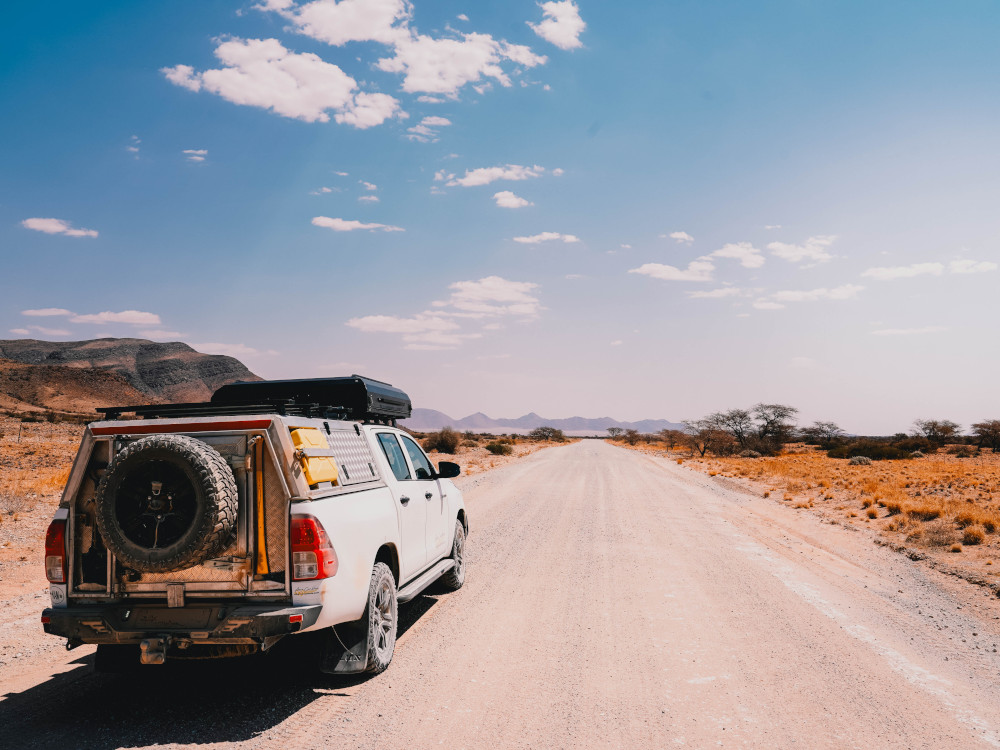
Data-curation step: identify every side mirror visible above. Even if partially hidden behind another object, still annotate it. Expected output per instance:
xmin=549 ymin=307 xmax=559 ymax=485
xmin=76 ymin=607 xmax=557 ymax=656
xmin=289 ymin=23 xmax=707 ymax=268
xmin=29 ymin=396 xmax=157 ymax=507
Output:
xmin=437 ymin=461 xmax=461 ymax=479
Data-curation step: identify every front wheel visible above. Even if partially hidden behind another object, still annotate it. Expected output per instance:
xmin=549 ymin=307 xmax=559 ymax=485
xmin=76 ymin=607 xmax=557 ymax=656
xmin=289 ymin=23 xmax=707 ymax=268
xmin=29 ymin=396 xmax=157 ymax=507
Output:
xmin=439 ymin=521 xmax=466 ymax=591
xmin=365 ymin=562 xmax=397 ymax=674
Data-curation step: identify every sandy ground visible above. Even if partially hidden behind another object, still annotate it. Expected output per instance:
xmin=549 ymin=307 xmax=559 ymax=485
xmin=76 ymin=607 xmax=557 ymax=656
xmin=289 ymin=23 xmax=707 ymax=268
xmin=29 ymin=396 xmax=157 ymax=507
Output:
xmin=3 ymin=440 xmax=1000 ymax=748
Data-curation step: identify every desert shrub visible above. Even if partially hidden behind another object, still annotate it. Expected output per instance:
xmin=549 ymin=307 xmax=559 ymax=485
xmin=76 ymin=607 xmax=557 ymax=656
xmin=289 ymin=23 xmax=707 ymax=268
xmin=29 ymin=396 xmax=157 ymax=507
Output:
xmin=906 ymin=502 xmax=943 ymax=522
xmin=948 ymin=445 xmax=975 ymax=458
xmin=529 ymin=426 xmax=565 ymax=442
xmin=963 ymin=525 xmax=986 ymax=545
xmin=423 ymin=427 xmax=460 ymax=453
xmin=892 ymin=436 xmax=937 ymax=454
xmin=830 ymin=440 xmax=909 ymax=461
xmin=462 ymin=439 xmax=479 ymax=447
xmin=848 ymin=456 xmax=873 ymax=466
xmin=910 ymin=450 xmax=926 ymax=458
xmin=739 ymin=450 xmax=762 ymax=459
xmin=485 ymin=441 xmax=512 ymax=456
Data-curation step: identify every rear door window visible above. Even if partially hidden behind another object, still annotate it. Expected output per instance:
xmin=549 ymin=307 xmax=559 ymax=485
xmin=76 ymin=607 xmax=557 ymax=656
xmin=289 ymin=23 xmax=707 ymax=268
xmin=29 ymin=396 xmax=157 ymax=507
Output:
xmin=400 ymin=435 xmax=435 ymax=480
xmin=377 ymin=433 xmax=411 ymax=481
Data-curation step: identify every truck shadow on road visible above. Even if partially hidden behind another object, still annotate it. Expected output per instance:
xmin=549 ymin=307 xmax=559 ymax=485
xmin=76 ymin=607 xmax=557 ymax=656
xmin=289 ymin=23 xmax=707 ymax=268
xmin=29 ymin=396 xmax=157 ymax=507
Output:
xmin=0 ymin=595 xmax=440 ymax=749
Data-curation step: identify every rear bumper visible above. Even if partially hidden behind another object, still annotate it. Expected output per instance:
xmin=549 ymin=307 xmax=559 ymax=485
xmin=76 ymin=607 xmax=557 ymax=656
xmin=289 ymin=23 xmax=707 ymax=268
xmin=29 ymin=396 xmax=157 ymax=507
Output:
xmin=41 ymin=603 xmax=322 ymax=646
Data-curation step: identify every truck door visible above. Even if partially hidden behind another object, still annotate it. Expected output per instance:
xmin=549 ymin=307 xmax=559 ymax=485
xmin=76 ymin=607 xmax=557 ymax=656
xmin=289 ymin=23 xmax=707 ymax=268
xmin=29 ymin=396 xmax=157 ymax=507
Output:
xmin=375 ymin=432 xmax=429 ymax=580
xmin=398 ymin=434 xmax=451 ymax=560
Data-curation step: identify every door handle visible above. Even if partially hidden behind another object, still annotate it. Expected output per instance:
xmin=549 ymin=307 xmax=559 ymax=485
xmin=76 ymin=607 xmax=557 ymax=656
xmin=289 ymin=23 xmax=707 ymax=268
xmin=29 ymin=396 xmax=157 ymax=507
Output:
xmin=425 ymin=492 xmax=433 ymax=500
xmin=400 ymin=496 xmax=410 ymax=506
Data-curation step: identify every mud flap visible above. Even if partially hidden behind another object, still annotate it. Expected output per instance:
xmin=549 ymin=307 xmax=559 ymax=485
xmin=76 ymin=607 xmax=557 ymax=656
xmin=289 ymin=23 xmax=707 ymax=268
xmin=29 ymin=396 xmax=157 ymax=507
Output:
xmin=318 ymin=618 xmax=369 ymax=674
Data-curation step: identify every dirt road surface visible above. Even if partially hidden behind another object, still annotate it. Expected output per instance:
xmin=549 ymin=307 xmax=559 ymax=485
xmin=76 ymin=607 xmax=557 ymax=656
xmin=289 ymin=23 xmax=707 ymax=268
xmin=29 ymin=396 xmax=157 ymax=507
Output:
xmin=4 ymin=440 xmax=1000 ymax=749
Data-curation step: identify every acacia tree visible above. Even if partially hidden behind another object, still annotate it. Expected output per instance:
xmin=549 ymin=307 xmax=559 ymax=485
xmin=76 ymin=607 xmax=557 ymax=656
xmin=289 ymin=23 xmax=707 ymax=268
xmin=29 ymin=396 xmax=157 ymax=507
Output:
xmin=683 ymin=420 xmax=738 ymax=456
xmin=913 ymin=419 xmax=962 ymax=446
xmin=753 ymin=403 xmax=799 ymax=444
xmin=658 ymin=429 xmax=686 ymax=449
xmin=705 ymin=409 xmax=754 ymax=449
xmin=799 ymin=421 xmax=845 ymax=446
xmin=972 ymin=420 xmax=1000 ymax=452
xmin=606 ymin=427 xmax=623 ymax=439
xmin=530 ymin=426 xmax=565 ymax=442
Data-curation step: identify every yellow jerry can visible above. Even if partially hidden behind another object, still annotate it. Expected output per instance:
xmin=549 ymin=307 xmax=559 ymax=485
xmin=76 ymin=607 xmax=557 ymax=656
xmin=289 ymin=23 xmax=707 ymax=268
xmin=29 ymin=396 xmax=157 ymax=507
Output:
xmin=290 ymin=428 xmax=339 ymax=486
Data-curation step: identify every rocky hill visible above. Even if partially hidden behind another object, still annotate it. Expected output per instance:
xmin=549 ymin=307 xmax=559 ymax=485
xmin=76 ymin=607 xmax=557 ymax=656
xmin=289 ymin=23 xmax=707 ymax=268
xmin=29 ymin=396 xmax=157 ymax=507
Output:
xmin=0 ymin=359 xmax=151 ymax=415
xmin=0 ymin=338 xmax=261 ymax=410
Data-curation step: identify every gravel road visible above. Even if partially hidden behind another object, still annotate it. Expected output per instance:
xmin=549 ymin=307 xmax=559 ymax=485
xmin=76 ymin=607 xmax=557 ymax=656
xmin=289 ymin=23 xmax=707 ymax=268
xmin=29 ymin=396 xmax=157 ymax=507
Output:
xmin=3 ymin=440 xmax=1000 ymax=749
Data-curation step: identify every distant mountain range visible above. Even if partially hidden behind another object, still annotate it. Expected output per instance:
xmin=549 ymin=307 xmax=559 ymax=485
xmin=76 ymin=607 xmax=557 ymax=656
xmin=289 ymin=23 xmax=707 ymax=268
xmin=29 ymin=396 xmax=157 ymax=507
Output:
xmin=401 ymin=408 xmax=685 ymax=436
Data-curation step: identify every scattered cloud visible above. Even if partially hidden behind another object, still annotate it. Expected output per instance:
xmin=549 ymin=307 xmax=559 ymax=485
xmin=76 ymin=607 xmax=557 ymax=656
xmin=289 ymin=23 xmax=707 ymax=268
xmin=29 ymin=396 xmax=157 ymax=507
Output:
xmin=447 ymin=164 xmax=547 ymax=187
xmin=69 ymin=310 xmax=162 ymax=325
xmin=183 ymin=149 xmax=208 ymax=162
xmin=493 ymin=190 xmax=532 ymax=208
xmin=709 ymin=241 xmax=765 ymax=268
xmin=528 ymin=1 xmax=585 ymax=50
xmin=764 ymin=224 xmax=782 ymax=230
xmin=22 ymin=308 xmax=74 ymax=317
xmin=139 ymin=329 xmax=186 ymax=340
xmin=22 ymin=218 xmax=98 ymax=238
xmin=433 ymin=276 xmax=543 ymax=318
xmin=9 ymin=328 xmax=30 ymax=335
xmin=770 ymin=284 xmax=864 ymax=302
xmin=668 ymin=231 xmax=694 ymax=244
xmin=407 ymin=115 xmax=451 ymax=142
xmin=768 ymin=235 xmax=835 ymax=264
xmin=871 ymin=326 xmax=949 ymax=336
xmin=949 ymin=259 xmax=997 ymax=274
xmin=311 ymin=186 xmax=334 ymax=194
xmin=358 ymin=195 xmax=380 ymax=203
xmin=334 ymin=170 xmax=349 ymax=176
xmin=312 ymin=216 xmax=403 ymax=232
xmin=861 ymin=262 xmax=944 ymax=280
xmin=26 ymin=325 xmax=71 ymax=336
xmin=346 ymin=313 xmax=459 ymax=334
xmin=629 ymin=260 xmax=714 ymax=282
xmin=457 ymin=14 xmax=469 ymax=22
xmin=513 ymin=232 xmax=580 ymax=244
xmin=687 ymin=287 xmax=743 ymax=299
xmin=163 ymin=38 xmax=404 ymax=127
xmin=417 ymin=95 xmax=445 ymax=103
xmin=752 ymin=300 xmax=785 ymax=310
xmin=359 ymin=180 xmax=378 ymax=191
xmin=126 ymin=135 xmax=141 ymax=157
xmin=190 ymin=342 xmax=275 ymax=357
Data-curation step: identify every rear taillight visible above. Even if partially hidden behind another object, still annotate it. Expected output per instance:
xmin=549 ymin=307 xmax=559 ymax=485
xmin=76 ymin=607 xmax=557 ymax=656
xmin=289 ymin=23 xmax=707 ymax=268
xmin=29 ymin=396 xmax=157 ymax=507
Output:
xmin=290 ymin=515 xmax=338 ymax=581
xmin=44 ymin=519 xmax=67 ymax=584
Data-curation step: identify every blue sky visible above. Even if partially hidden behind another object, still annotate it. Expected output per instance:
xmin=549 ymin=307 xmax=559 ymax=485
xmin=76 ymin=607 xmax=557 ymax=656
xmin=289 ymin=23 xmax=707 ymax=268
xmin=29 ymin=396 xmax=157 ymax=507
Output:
xmin=3 ymin=0 xmax=999 ymax=433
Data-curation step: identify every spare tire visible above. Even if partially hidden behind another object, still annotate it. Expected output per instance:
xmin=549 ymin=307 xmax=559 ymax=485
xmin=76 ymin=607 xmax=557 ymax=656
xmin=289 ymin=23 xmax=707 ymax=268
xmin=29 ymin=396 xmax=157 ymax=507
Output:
xmin=95 ymin=435 xmax=238 ymax=573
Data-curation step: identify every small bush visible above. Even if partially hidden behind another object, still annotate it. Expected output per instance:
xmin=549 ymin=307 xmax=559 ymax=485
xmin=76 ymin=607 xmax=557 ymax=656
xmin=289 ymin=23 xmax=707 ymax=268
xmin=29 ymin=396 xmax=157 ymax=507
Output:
xmin=423 ymin=427 xmax=460 ymax=453
xmin=848 ymin=456 xmax=873 ymax=466
xmin=892 ymin=436 xmax=937 ymax=454
xmin=485 ymin=441 xmax=513 ymax=456
xmin=830 ymin=441 xmax=909 ymax=461
xmin=949 ymin=446 xmax=974 ymax=459
xmin=739 ymin=450 xmax=763 ymax=458
xmin=462 ymin=439 xmax=479 ymax=447
xmin=963 ymin=526 xmax=986 ymax=545
xmin=910 ymin=450 xmax=926 ymax=458
xmin=866 ymin=508 xmax=878 ymax=519
xmin=950 ymin=544 xmax=963 ymax=553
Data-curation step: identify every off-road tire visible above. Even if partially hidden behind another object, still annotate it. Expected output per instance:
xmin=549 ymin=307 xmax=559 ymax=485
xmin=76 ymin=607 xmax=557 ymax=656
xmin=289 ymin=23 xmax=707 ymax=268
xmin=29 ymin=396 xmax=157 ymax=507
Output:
xmin=439 ymin=520 xmax=466 ymax=591
xmin=95 ymin=434 xmax=238 ymax=573
xmin=364 ymin=562 xmax=398 ymax=674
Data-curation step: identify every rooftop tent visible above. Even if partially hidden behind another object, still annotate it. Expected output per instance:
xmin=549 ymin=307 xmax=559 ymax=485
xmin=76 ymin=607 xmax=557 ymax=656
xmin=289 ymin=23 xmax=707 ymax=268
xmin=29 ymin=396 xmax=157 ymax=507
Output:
xmin=211 ymin=375 xmax=412 ymax=422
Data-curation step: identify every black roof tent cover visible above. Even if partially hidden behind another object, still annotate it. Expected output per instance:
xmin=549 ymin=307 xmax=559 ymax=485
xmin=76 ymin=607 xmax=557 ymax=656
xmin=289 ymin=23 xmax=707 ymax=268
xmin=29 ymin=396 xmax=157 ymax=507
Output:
xmin=211 ymin=375 xmax=412 ymax=421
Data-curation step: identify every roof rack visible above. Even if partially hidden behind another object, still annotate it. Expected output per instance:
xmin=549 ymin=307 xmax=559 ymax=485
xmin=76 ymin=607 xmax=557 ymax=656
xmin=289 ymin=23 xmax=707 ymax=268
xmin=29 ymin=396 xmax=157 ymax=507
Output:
xmin=97 ymin=375 xmax=412 ymax=423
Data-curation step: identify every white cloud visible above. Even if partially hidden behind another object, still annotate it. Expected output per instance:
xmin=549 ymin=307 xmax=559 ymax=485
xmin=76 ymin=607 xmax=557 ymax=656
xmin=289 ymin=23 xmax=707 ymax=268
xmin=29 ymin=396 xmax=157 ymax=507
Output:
xmin=402 ymin=330 xmax=482 ymax=350
xmin=551 ymin=167 xmax=564 ymax=176
xmin=312 ymin=216 xmax=403 ymax=232
xmin=358 ymin=195 xmax=380 ymax=203
xmin=949 ymin=259 xmax=998 ymax=274
xmin=262 ymin=0 xmax=411 ymax=47
xmin=861 ymin=262 xmax=944 ymax=280
xmin=9 ymin=328 xmax=30 ymax=335
xmin=709 ymin=241 xmax=765 ymax=268
xmin=183 ymin=149 xmax=208 ymax=162
xmin=377 ymin=33 xmax=545 ymax=96
xmin=334 ymin=170 xmax=349 ymax=176
xmin=435 ymin=276 xmax=543 ymax=318
xmin=311 ymin=186 xmax=333 ymax=194
xmin=768 ymin=235 xmax=835 ymax=264
xmin=528 ymin=1 xmax=585 ymax=50
xmin=764 ymin=224 xmax=782 ymax=230
xmin=139 ymin=329 xmax=187 ymax=340
xmin=162 ymin=38 xmax=403 ymax=127
xmin=668 ymin=231 xmax=694 ymax=243
xmin=513 ymin=232 xmax=580 ymax=244
xmin=493 ymin=190 xmax=532 ymax=208
xmin=417 ymin=95 xmax=445 ymax=103
xmin=26 ymin=325 xmax=71 ymax=337
xmin=126 ymin=135 xmax=141 ymax=157
xmin=69 ymin=310 xmax=162 ymax=325
xmin=628 ymin=260 xmax=714 ymax=282
xmin=22 ymin=218 xmax=98 ymax=238
xmin=359 ymin=180 xmax=378 ymax=191
xmin=770 ymin=284 xmax=864 ymax=302
xmin=22 ymin=308 xmax=73 ymax=317
xmin=687 ymin=287 xmax=743 ymax=299
xmin=346 ymin=314 xmax=459 ymax=334
xmin=407 ymin=115 xmax=452 ymax=142
xmin=447 ymin=163 xmax=546 ymax=187
xmin=752 ymin=300 xmax=785 ymax=310
xmin=871 ymin=326 xmax=949 ymax=336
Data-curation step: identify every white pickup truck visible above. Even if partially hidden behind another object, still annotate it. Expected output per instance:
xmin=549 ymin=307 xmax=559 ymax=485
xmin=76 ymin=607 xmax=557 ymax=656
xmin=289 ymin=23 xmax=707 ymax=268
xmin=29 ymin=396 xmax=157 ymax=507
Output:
xmin=41 ymin=376 xmax=468 ymax=674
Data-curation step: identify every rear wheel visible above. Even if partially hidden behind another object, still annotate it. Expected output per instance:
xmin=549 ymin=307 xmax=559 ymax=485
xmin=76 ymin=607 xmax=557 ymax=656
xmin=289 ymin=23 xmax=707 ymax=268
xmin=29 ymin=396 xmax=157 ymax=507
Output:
xmin=439 ymin=521 xmax=466 ymax=591
xmin=365 ymin=562 xmax=397 ymax=674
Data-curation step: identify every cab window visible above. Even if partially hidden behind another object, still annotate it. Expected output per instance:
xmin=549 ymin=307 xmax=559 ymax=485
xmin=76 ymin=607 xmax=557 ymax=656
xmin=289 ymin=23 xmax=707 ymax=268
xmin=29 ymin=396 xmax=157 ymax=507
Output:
xmin=400 ymin=435 xmax=434 ymax=480
xmin=377 ymin=433 xmax=411 ymax=481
